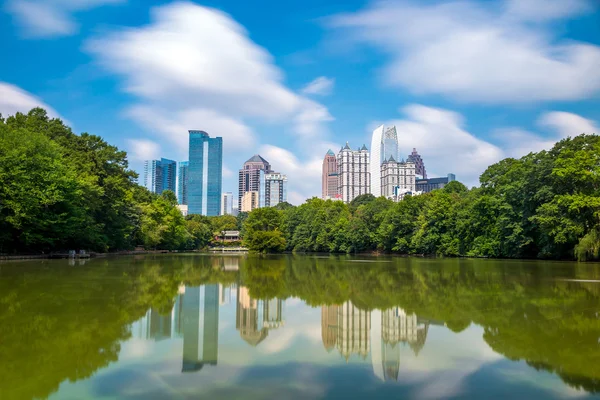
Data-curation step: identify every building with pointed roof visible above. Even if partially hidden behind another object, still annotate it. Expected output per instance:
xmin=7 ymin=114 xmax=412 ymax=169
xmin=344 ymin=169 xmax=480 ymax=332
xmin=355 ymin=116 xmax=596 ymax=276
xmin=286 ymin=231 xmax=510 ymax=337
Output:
xmin=407 ymin=148 xmax=427 ymax=179
xmin=322 ymin=149 xmax=339 ymax=200
xmin=238 ymin=155 xmax=271 ymax=211
xmin=381 ymin=156 xmax=416 ymax=200
xmin=337 ymin=143 xmax=370 ymax=204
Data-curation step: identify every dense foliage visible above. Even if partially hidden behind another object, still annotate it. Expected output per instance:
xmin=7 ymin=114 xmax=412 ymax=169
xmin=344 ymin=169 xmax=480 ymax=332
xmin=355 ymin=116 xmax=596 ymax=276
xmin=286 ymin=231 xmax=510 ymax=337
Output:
xmin=243 ymin=134 xmax=600 ymax=260
xmin=0 ymin=109 xmax=237 ymax=253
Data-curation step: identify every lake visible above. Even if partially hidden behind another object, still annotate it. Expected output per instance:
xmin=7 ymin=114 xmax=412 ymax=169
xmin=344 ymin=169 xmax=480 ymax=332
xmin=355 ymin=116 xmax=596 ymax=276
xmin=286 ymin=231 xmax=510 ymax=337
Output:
xmin=1 ymin=254 xmax=599 ymax=399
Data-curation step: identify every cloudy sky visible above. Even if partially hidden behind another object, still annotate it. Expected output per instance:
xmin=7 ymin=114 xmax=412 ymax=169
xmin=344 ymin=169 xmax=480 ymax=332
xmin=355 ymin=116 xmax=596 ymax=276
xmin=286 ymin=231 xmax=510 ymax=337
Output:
xmin=1 ymin=0 xmax=599 ymax=203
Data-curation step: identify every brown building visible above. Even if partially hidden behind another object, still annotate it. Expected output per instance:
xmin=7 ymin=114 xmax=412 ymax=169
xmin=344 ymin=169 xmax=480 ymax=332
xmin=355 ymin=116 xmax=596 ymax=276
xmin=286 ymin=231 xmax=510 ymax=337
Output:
xmin=241 ymin=191 xmax=259 ymax=212
xmin=238 ymin=155 xmax=271 ymax=210
xmin=322 ymin=150 xmax=339 ymax=199
xmin=407 ymin=148 xmax=427 ymax=179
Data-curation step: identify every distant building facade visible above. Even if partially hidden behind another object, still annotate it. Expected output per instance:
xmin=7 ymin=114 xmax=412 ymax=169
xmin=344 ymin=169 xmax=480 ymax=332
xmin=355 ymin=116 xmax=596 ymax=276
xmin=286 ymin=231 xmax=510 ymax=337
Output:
xmin=337 ymin=143 xmax=370 ymax=204
xmin=370 ymin=125 xmax=399 ymax=197
xmin=407 ymin=148 xmax=427 ymax=179
xmin=263 ymin=172 xmax=288 ymax=207
xmin=322 ymin=150 xmax=339 ymax=199
xmin=239 ymin=155 xmax=271 ymax=211
xmin=188 ymin=131 xmax=222 ymax=216
xmin=321 ymin=305 xmax=339 ymax=352
xmin=178 ymin=161 xmax=189 ymax=205
xmin=241 ymin=191 xmax=259 ymax=212
xmin=416 ymin=174 xmax=456 ymax=193
xmin=381 ymin=157 xmax=416 ymax=200
xmin=143 ymin=158 xmax=177 ymax=194
xmin=221 ymin=192 xmax=234 ymax=215
xmin=337 ymin=301 xmax=370 ymax=360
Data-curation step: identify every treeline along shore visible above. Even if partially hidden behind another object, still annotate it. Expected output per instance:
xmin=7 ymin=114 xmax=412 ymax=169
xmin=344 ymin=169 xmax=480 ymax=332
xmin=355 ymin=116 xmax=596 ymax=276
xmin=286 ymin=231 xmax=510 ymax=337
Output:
xmin=1 ymin=108 xmax=599 ymax=260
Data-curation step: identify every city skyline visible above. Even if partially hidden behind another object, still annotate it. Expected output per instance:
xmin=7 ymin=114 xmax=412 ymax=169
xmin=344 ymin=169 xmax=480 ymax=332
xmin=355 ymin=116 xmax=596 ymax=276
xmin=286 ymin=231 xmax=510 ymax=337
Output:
xmin=2 ymin=1 xmax=598 ymax=205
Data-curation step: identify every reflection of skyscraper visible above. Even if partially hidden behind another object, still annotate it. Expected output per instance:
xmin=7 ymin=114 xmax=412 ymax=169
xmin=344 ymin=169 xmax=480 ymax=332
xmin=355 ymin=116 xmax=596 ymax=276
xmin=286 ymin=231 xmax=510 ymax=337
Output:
xmin=321 ymin=305 xmax=339 ymax=352
xmin=337 ymin=301 xmax=370 ymax=360
xmin=236 ymin=287 xmax=284 ymax=346
xmin=149 ymin=309 xmax=172 ymax=341
xmin=182 ymin=285 xmax=220 ymax=372
xmin=371 ymin=307 xmax=430 ymax=381
xmin=219 ymin=284 xmax=231 ymax=306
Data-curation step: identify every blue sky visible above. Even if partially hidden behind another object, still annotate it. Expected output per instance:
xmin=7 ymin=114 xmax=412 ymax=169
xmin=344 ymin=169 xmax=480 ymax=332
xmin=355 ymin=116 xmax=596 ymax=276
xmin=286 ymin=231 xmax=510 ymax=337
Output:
xmin=1 ymin=0 xmax=599 ymax=203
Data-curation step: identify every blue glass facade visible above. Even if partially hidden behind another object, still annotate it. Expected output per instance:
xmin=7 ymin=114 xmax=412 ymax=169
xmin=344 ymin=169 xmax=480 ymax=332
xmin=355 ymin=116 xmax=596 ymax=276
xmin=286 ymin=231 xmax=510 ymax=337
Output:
xmin=143 ymin=158 xmax=176 ymax=194
xmin=188 ymin=131 xmax=223 ymax=216
xmin=178 ymin=161 xmax=189 ymax=205
xmin=160 ymin=158 xmax=177 ymax=195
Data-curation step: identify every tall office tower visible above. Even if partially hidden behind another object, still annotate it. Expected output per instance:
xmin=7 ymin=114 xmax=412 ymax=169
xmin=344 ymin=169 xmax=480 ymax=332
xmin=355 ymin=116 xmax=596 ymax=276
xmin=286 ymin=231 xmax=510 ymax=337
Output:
xmin=143 ymin=158 xmax=177 ymax=194
xmin=178 ymin=161 xmax=189 ymax=205
xmin=380 ymin=157 xmax=416 ymax=199
xmin=263 ymin=172 xmax=287 ymax=207
xmin=407 ymin=148 xmax=427 ymax=179
xmin=188 ymin=131 xmax=223 ymax=216
xmin=221 ymin=192 xmax=233 ymax=215
xmin=370 ymin=125 xmax=399 ymax=197
xmin=321 ymin=305 xmax=339 ymax=352
xmin=337 ymin=143 xmax=370 ymax=204
xmin=383 ymin=126 xmax=399 ymax=162
xmin=322 ymin=150 xmax=339 ymax=199
xmin=182 ymin=285 xmax=220 ymax=372
xmin=238 ymin=155 xmax=271 ymax=210
xmin=370 ymin=125 xmax=385 ymax=197
xmin=337 ymin=301 xmax=371 ymax=361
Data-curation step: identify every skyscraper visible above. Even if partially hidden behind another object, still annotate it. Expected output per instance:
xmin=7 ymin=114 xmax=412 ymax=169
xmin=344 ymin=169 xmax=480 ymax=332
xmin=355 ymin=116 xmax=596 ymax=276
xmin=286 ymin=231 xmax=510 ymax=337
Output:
xmin=371 ymin=125 xmax=399 ymax=197
xmin=383 ymin=126 xmax=399 ymax=162
xmin=241 ymin=191 xmax=259 ymax=212
xmin=322 ymin=150 xmax=339 ymax=199
xmin=143 ymin=158 xmax=177 ymax=194
xmin=188 ymin=131 xmax=223 ymax=216
xmin=263 ymin=172 xmax=287 ymax=207
xmin=238 ymin=155 xmax=271 ymax=210
xmin=221 ymin=192 xmax=233 ymax=215
xmin=407 ymin=148 xmax=427 ymax=179
xmin=380 ymin=157 xmax=416 ymax=199
xmin=337 ymin=143 xmax=370 ymax=204
xmin=370 ymin=125 xmax=385 ymax=197
xmin=178 ymin=161 xmax=189 ymax=205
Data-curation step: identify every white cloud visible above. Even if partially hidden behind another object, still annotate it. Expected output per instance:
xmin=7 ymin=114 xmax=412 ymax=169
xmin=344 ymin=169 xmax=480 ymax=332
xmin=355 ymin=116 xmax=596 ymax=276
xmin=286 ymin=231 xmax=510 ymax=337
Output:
xmin=259 ymin=145 xmax=327 ymax=204
xmin=86 ymin=1 xmax=335 ymax=202
xmin=301 ymin=76 xmax=335 ymax=96
xmin=5 ymin=0 xmax=125 ymax=38
xmin=537 ymin=111 xmax=599 ymax=137
xmin=0 ymin=82 xmax=62 ymax=120
xmin=328 ymin=0 xmax=600 ymax=103
xmin=126 ymin=139 xmax=160 ymax=162
xmin=387 ymin=105 xmax=503 ymax=186
xmin=495 ymin=111 xmax=599 ymax=158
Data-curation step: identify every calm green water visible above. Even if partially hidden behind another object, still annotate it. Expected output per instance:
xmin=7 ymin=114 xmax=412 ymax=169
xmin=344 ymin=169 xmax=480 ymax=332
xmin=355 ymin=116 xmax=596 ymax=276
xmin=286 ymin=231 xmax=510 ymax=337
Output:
xmin=1 ymin=255 xmax=600 ymax=399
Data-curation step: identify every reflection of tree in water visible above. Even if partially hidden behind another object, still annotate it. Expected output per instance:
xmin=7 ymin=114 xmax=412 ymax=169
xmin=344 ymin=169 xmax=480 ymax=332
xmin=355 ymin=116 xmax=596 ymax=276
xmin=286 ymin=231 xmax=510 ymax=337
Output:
xmin=2 ymin=255 xmax=600 ymax=398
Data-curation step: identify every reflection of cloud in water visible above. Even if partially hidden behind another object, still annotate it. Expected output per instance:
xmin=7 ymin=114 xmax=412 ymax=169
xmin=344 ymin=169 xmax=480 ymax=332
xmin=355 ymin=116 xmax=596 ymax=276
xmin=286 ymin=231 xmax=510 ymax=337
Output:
xmin=119 ymin=339 xmax=153 ymax=359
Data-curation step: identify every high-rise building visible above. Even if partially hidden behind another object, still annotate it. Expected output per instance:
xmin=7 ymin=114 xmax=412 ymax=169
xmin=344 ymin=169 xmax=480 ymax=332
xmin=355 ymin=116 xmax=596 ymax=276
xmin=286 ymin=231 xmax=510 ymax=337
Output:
xmin=383 ymin=126 xmax=399 ymax=163
xmin=407 ymin=148 xmax=427 ymax=179
xmin=263 ymin=172 xmax=287 ymax=207
xmin=416 ymin=173 xmax=456 ymax=193
xmin=241 ymin=191 xmax=259 ymax=212
xmin=322 ymin=150 xmax=339 ymax=199
xmin=143 ymin=158 xmax=177 ymax=194
xmin=178 ymin=161 xmax=189 ymax=205
xmin=181 ymin=285 xmax=220 ymax=372
xmin=188 ymin=131 xmax=223 ymax=216
xmin=337 ymin=143 xmax=370 ymax=204
xmin=381 ymin=157 xmax=416 ymax=199
xmin=221 ymin=192 xmax=234 ymax=215
xmin=239 ymin=155 xmax=271 ymax=210
xmin=370 ymin=125 xmax=400 ymax=197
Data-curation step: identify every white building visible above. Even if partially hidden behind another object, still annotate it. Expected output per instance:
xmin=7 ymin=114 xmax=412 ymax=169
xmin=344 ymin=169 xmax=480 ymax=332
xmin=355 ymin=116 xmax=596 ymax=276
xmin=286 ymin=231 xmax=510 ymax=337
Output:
xmin=381 ymin=156 xmax=416 ymax=200
xmin=262 ymin=172 xmax=288 ymax=207
xmin=337 ymin=143 xmax=370 ymax=204
xmin=371 ymin=125 xmax=400 ymax=197
xmin=221 ymin=192 xmax=234 ymax=215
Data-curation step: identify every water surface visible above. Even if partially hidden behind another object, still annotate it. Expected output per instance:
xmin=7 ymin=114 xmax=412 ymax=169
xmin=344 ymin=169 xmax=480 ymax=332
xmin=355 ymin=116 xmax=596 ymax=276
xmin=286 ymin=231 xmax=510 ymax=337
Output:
xmin=1 ymin=254 xmax=599 ymax=399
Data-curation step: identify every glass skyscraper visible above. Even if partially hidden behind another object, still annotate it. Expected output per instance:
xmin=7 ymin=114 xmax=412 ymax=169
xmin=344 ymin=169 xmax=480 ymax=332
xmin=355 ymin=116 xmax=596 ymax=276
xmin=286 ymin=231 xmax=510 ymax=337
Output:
xmin=188 ymin=131 xmax=223 ymax=216
xmin=143 ymin=158 xmax=176 ymax=195
xmin=178 ymin=161 xmax=189 ymax=205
